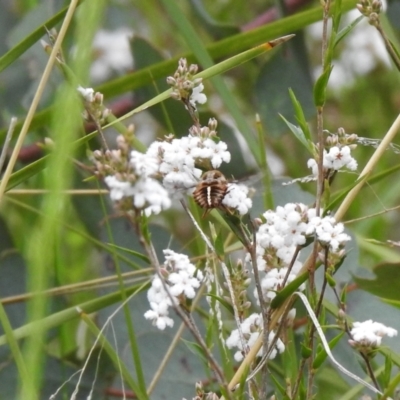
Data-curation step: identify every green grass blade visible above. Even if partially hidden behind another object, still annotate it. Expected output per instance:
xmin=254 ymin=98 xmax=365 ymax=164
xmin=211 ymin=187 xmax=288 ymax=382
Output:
xmin=102 ymin=37 xmax=293 ymax=136
xmin=0 ymin=1 xmax=359 ymax=142
xmin=0 ymin=283 xmax=148 ymax=347
xmin=0 ymin=302 xmax=29 ymax=388
xmin=0 ymin=0 xmax=85 ymax=73
xmin=2 ymin=129 xmax=99 ymax=192
xmin=97 ymin=0 xmax=356 ymax=99
xmin=99 ymin=190 xmax=148 ymax=395
xmin=7 ymin=196 xmax=146 ymax=271
xmin=151 ymin=1 xmax=295 ymax=165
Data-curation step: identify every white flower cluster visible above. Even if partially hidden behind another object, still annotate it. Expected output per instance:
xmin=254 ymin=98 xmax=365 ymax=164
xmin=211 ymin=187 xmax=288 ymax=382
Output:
xmin=222 ymin=183 xmax=253 ymax=215
xmin=349 ymin=320 xmax=398 ymax=349
xmin=146 ymin=132 xmax=231 ymax=195
xmin=104 ymin=147 xmax=172 ymax=217
xmin=225 ymin=313 xmax=285 ymax=362
xmin=255 ymin=203 xmax=315 ymax=272
xmin=308 ymin=145 xmax=358 ymax=176
xmin=253 ymin=203 xmax=350 ymax=300
xmin=166 ymin=58 xmax=207 ymax=111
xmin=103 ymin=126 xmax=253 ymax=215
xmin=314 ymin=215 xmax=351 ymax=252
xmin=144 ymin=250 xmax=204 ymax=330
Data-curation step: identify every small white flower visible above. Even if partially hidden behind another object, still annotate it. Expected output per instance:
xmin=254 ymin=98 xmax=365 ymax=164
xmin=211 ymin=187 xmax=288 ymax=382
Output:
xmin=226 ymin=313 xmax=285 ymax=361
xmin=222 ymin=183 xmax=252 ymax=215
xmin=308 ymin=146 xmax=358 ymax=174
xmin=130 ymin=150 xmax=159 ymax=177
xmin=323 ymin=146 xmax=358 ymax=171
xmin=105 ymin=174 xmax=171 ymax=216
xmin=202 ymin=139 xmax=231 ymax=168
xmin=257 ymin=267 xmax=305 ymax=301
xmin=77 ymin=86 xmax=95 ymax=102
xmin=144 ymin=303 xmax=174 ymax=330
xmin=149 ymin=133 xmax=231 ymax=196
xmin=147 ymin=277 xmax=173 ymax=305
xmin=144 ymin=251 xmax=204 ymax=330
xmin=254 ymin=203 xmax=314 ymax=270
xmin=104 ymin=176 xmax=135 ymax=201
xmin=307 ymin=158 xmax=319 ymax=176
xmin=144 ymin=276 xmax=175 ymax=330
xmin=189 ymin=83 xmax=207 ymax=108
xmin=162 ymin=170 xmax=199 ymax=195
xmin=131 ymin=178 xmax=171 ymax=216
xmin=168 ymin=270 xmax=201 ymax=299
xmin=350 ymin=320 xmax=398 ymax=348
xmin=316 ymin=217 xmax=351 ymax=252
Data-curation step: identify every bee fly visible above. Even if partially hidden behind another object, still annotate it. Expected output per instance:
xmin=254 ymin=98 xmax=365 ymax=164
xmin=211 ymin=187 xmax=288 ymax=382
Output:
xmin=193 ymin=170 xmax=229 ymax=215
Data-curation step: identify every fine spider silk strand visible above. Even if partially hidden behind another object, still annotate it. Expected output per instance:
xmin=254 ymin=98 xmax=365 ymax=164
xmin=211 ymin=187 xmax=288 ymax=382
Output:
xmin=294 ymin=291 xmax=384 ymax=396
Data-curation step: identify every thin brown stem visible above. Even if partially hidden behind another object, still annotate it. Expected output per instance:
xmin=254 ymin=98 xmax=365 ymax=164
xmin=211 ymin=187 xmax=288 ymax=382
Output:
xmin=374 ymin=22 xmax=400 ymax=72
xmin=232 ymin=110 xmax=400 ymax=398
xmin=249 ymin=221 xmax=268 ymax=397
xmin=0 ymin=0 xmax=80 ymax=204
xmin=342 ymin=316 xmax=381 ymax=391
xmin=306 ymin=0 xmax=331 ymax=396
xmin=314 ymin=247 xmax=329 ymax=319
xmin=86 ymin=109 xmax=109 ymax=151
xmin=139 ymin=207 xmax=230 ymax=395
xmin=0 ymin=117 xmax=17 ymax=173
xmin=292 ymin=357 xmax=308 ymax=399
xmin=281 ymin=246 xmax=301 ymax=288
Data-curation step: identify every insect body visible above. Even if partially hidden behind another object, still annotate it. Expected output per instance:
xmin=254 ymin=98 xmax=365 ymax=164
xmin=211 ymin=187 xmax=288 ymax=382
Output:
xmin=193 ymin=170 xmax=228 ymax=212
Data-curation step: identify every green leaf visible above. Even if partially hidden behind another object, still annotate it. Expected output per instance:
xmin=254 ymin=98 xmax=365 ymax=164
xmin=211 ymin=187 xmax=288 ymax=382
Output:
xmin=206 ymin=293 xmax=234 ymax=314
xmin=182 ymin=338 xmax=209 ymax=359
xmin=270 ymin=270 xmax=309 ymax=309
xmin=313 ymin=332 xmax=344 ymax=369
xmin=0 ymin=303 xmax=28 ymax=385
xmin=332 ymin=0 xmax=343 ymax=33
xmin=279 ymin=114 xmax=313 ymax=154
xmin=313 ymin=65 xmax=333 ymax=107
xmin=334 ymin=15 xmax=364 ymax=48
xmin=96 ymin=3 xmax=327 ymax=99
xmin=325 ymin=272 xmax=336 ymax=287
xmin=2 ymin=131 xmax=99 ymax=192
xmin=4 ymin=156 xmax=48 ymax=191
xmin=382 ymin=354 xmax=393 ymax=389
xmin=270 ymin=373 xmax=287 ymax=396
xmin=301 ymin=342 xmax=312 ymax=358
xmin=222 ymin=212 xmax=251 ymax=248
xmin=288 ymin=88 xmax=313 ymax=144
xmin=353 ymin=262 xmax=400 ymax=301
